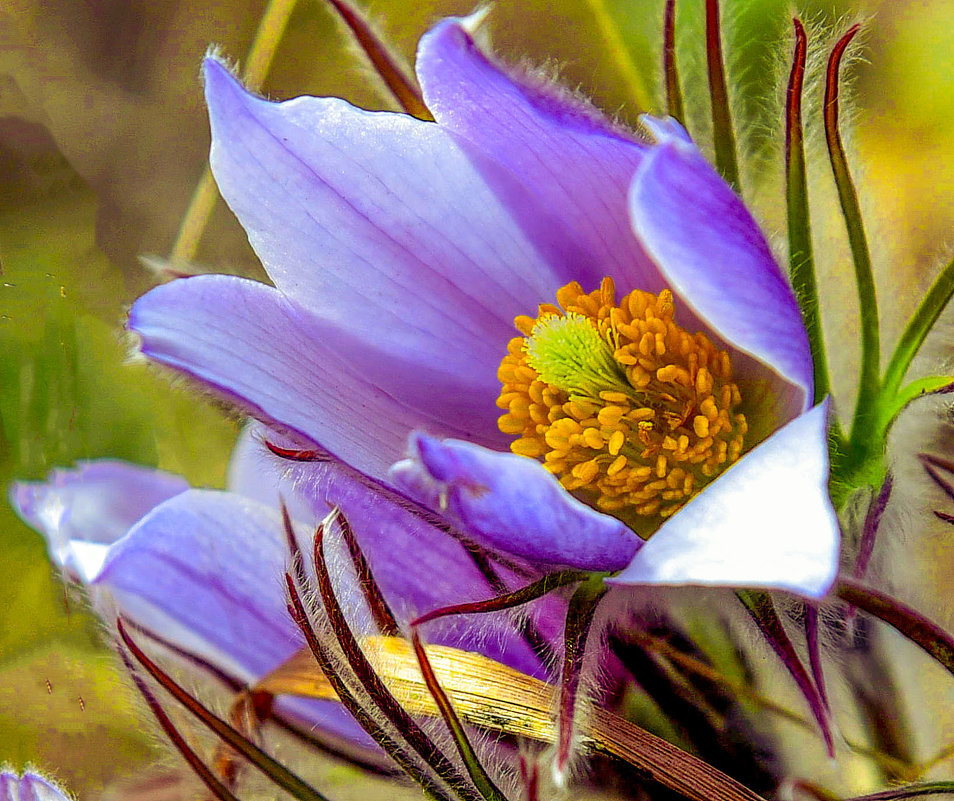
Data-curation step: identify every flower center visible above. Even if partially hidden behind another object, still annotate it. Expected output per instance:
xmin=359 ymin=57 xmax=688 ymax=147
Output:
xmin=496 ymin=277 xmax=747 ymax=523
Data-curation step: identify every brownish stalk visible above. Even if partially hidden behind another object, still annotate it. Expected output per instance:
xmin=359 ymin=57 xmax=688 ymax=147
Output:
xmin=705 ymin=0 xmax=739 ymax=188
xmin=663 ymin=0 xmax=684 ymax=123
xmin=319 ymin=0 xmax=431 ymax=119
xmin=413 ymin=570 xmax=589 ymax=627
xmin=333 ymin=509 xmax=399 ymax=636
xmin=555 ymin=577 xmax=608 ymax=778
xmin=461 ymin=543 xmax=559 ymax=668
xmin=311 ymin=518 xmax=485 ymax=801
xmin=411 ymin=630 xmax=509 ymax=801
xmin=283 ymin=573 xmax=454 ymax=801
xmin=117 ymin=619 xmax=332 ymax=801
xmin=118 ymin=648 xmax=244 ymax=801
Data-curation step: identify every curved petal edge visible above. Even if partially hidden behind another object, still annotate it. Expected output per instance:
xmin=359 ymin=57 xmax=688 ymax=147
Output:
xmin=390 ymin=434 xmax=641 ymax=572
xmin=629 ymin=135 xmax=814 ymax=415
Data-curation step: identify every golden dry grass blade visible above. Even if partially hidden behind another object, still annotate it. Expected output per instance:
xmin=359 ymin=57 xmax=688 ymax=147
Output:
xmin=169 ymin=0 xmax=298 ymax=266
xmin=252 ymin=637 xmax=766 ymax=801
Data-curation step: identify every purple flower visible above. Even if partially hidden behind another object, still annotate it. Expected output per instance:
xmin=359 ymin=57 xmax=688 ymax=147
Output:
xmin=125 ymin=14 xmax=839 ymax=598
xmin=0 ymin=772 xmax=70 ymax=801
xmin=11 ymin=432 xmax=562 ymax=758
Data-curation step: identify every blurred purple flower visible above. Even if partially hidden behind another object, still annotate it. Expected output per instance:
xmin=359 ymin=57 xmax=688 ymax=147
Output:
xmin=0 ymin=771 xmax=70 ymax=801
xmin=124 ymin=15 xmax=838 ymax=597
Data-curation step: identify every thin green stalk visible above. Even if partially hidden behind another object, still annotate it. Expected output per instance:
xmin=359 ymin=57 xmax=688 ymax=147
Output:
xmin=882 ymin=253 xmax=954 ymax=401
xmin=823 ymin=26 xmax=880 ymax=456
xmin=581 ymin=0 xmax=652 ymax=110
xmin=786 ymin=19 xmax=833 ymax=406
xmin=169 ymin=0 xmax=299 ymax=265
xmin=411 ymin=631 xmax=510 ymax=801
xmin=878 ymin=375 xmax=954 ymax=439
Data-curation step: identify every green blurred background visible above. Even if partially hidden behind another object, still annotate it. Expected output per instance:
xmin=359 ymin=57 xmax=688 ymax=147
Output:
xmin=1 ymin=0 xmax=954 ymax=797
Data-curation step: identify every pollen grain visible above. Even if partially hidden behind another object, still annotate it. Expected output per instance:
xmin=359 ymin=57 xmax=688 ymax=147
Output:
xmin=496 ymin=277 xmax=747 ymax=521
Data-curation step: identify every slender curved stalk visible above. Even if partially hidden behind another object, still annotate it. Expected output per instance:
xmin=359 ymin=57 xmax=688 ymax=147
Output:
xmin=837 ymin=576 xmax=954 ymax=680
xmin=311 ymin=522 xmax=485 ymax=801
xmin=320 ymin=0 xmax=430 ymax=119
xmin=878 ymin=375 xmax=954 ymax=438
xmin=169 ymin=0 xmax=299 ymax=266
xmin=736 ymin=590 xmax=833 ymax=756
xmin=581 ymin=0 xmax=652 ymax=110
xmin=411 ymin=631 xmax=509 ymax=801
xmin=556 ymin=576 xmax=608 ymax=777
xmin=117 ymin=618 xmax=333 ymax=801
xmin=786 ymin=18 xmax=832 ymax=407
xmin=882 ymin=253 xmax=954 ymax=401
xmin=412 ymin=569 xmax=589 ymax=627
xmin=284 ymin=575 xmax=454 ymax=801
xmin=823 ymin=25 xmax=880 ymax=457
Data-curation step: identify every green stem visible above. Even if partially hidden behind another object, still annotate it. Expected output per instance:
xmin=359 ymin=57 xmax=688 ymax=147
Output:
xmin=786 ymin=19 xmax=833 ymax=407
xmin=823 ymin=26 xmax=880 ymax=456
xmin=411 ymin=631 xmax=510 ymax=801
xmin=882 ymin=253 xmax=954 ymax=401
xmin=581 ymin=0 xmax=652 ymax=110
xmin=877 ymin=375 xmax=954 ymax=439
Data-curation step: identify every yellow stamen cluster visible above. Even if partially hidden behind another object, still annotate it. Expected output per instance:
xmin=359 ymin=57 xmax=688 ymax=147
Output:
xmin=497 ymin=277 xmax=747 ymax=521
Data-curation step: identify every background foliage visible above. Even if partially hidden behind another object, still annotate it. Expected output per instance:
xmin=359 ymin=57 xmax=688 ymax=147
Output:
xmin=1 ymin=0 xmax=953 ymax=796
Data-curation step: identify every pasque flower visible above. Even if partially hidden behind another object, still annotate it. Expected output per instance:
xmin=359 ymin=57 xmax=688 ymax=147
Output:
xmin=124 ymin=14 xmax=838 ymax=596
xmin=17 ymin=3 xmax=954 ymax=797
xmin=10 ymin=11 xmax=845 ymax=793
xmin=12 ymin=7 xmax=849 ymax=793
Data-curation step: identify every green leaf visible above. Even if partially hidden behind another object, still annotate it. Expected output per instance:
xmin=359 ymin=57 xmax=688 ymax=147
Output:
xmin=878 ymin=375 xmax=954 ymax=437
xmin=411 ymin=631 xmax=510 ymax=801
xmin=882 ymin=253 xmax=954 ymax=404
xmin=822 ymin=26 xmax=882 ymax=461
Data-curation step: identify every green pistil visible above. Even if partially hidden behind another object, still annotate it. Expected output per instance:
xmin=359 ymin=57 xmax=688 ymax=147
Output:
xmin=524 ymin=313 xmax=629 ymax=397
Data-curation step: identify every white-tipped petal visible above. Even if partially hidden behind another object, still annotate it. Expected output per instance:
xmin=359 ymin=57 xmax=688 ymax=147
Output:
xmin=611 ymin=401 xmax=838 ymax=598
